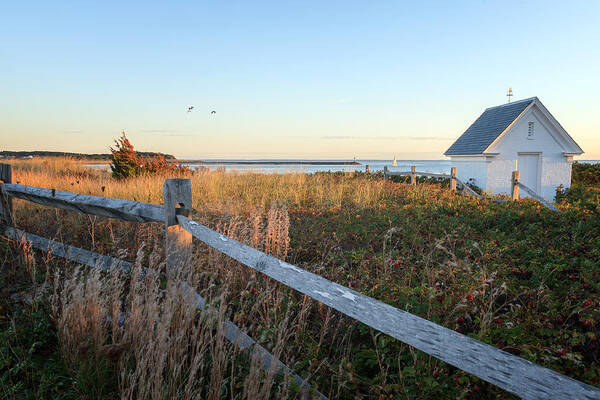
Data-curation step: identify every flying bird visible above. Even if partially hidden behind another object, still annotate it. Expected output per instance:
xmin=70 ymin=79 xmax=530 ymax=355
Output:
xmin=187 ymin=106 xmax=194 ymax=113
xmin=210 ymin=110 xmax=216 ymax=114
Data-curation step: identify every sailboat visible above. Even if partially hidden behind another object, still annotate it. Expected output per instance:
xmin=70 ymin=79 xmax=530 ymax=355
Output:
xmin=392 ymin=155 xmax=397 ymax=167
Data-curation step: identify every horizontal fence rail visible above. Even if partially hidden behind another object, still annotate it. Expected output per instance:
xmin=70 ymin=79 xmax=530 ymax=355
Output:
xmin=517 ymin=182 xmax=560 ymax=212
xmin=3 ymin=184 xmax=164 ymax=222
xmin=384 ymin=171 xmax=451 ymax=179
xmin=383 ymin=165 xmax=558 ymax=209
xmin=1 ymin=225 xmax=132 ymax=272
xmin=0 ymin=224 xmax=323 ymax=398
xmin=453 ymin=177 xmax=511 ymax=204
xmin=0 ymin=164 xmax=593 ymax=399
xmin=177 ymin=216 xmax=599 ymax=400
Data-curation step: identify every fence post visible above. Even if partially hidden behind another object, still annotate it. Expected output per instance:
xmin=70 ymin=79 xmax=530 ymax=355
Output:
xmin=0 ymin=164 xmax=13 ymax=226
xmin=365 ymin=164 xmax=370 ymax=173
xmin=411 ymin=166 xmax=416 ymax=185
xmin=163 ymin=179 xmax=193 ymax=274
xmin=383 ymin=166 xmax=388 ymax=181
xmin=450 ymin=167 xmax=456 ymax=191
xmin=511 ymin=171 xmax=520 ymax=201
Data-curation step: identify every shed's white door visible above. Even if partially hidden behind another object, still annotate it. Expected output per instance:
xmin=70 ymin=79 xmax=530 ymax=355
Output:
xmin=517 ymin=154 xmax=540 ymax=197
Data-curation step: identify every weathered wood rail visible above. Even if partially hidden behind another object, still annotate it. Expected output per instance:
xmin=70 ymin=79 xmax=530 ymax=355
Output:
xmin=383 ymin=165 xmax=558 ymax=210
xmin=3 ymin=183 xmax=164 ymax=222
xmin=0 ymin=163 xmax=596 ymax=399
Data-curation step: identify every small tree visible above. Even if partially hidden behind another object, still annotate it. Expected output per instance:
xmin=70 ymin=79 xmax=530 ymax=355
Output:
xmin=110 ymin=132 xmax=140 ymax=179
xmin=110 ymin=132 xmax=191 ymax=179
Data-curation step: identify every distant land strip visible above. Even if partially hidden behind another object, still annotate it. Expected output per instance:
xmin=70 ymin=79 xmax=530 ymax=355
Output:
xmin=186 ymin=160 xmax=361 ymax=165
xmin=0 ymin=151 xmax=175 ymax=160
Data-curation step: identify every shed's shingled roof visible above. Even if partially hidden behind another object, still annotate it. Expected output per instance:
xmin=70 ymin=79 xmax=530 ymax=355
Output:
xmin=444 ymin=98 xmax=535 ymax=155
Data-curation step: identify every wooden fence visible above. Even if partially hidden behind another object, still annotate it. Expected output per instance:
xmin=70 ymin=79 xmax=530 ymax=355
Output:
xmin=383 ymin=166 xmax=559 ymax=211
xmin=0 ymin=164 xmax=597 ymax=399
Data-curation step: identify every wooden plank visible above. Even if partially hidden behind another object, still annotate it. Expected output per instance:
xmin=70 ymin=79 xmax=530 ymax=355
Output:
xmin=453 ymin=177 xmax=483 ymax=198
xmin=163 ymin=179 xmax=193 ymax=273
xmin=385 ymin=171 xmax=451 ymax=179
xmin=0 ymin=164 xmax=13 ymax=226
xmin=177 ymin=215 xmax=600 ymax=400
xmin=1 ymin=225 xmax=131 ymax=272
xmin=411 ymin=165 xmax=416 ymax=185
xmin=0 ymin=164 xmax=11 ymax=183
xmin=450 ymin=167 xmax=456 ymax=191
xmin=418 ymin=172 xmax=451 ymax=178
xmin=0 ymin=225 xmax=323 ymax=398
xmin=517 ymin=182 xmax=560 ymax=212
xmin=512 ymin=171 xmax=520 ymax=201
xmin=3 ymin=184 xmax=164 ymax=222
xmin=384 ymin=171 xmax=412 ymax=176
xmin=0 ymin=185 xmax=13 ymax=226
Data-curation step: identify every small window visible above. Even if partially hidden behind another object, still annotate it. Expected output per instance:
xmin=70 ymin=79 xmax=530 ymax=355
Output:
xmin=527 ymin=122 xmax=534 ymax=139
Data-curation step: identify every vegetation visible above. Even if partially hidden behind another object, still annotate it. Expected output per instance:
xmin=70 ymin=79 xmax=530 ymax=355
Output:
xmin=110 ymin=132 xmax=191 ymax=179
xmin=572 ymin=162 xmax=600 ymax=187
xmin=555 ymin=162 xmax=600 ymax=212
xmin=1 ymin=158 xmax=600 ymax=399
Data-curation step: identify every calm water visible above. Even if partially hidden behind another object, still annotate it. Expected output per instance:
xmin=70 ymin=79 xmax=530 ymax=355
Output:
xmin=87 ymin=159 xmax=599 ymax=175
xmin=185 ymin=160 xmax=453 ymax=174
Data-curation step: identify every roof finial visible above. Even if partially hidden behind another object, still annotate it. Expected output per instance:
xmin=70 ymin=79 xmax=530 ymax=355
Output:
xmin=507 ymin=87 xmax=513 ymax=103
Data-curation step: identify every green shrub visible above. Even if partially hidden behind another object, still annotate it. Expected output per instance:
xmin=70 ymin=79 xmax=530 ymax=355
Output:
xmin=572 ymin=162 xmax=600 ymax=187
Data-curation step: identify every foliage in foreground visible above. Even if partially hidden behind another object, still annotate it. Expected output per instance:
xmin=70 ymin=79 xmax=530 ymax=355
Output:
xmin=572 ymin=162 xmax=600 ymax=188
xmin=1 ymin=158 xmax=600 ymax=399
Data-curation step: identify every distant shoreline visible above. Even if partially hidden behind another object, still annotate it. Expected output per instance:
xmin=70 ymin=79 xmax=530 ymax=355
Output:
xmin=183 ymin=160 xmax=361 ymax=165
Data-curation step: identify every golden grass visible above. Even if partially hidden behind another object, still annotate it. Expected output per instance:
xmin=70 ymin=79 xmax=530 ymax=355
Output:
xmin=4 ymin=157 xmax=537 ymax=399
xmin=7 ymin=157 xmax=391 ymax=215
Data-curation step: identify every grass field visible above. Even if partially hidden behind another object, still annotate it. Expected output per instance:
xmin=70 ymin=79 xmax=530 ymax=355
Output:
xmin=1 ymin=157 xmax=599 ymax=399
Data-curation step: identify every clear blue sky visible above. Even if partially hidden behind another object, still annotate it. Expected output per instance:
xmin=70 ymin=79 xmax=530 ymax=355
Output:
xmin=1 ymin=1 xmax=599 ymax=159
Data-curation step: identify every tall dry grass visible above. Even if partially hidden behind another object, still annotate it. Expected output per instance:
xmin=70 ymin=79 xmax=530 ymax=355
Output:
xmin=7 ymin=158 xmax=390 ymax=215
xmin=49 ymin=205 xmax=302 ymax=399
xmin=4 ymin=157 xmax=538 ymax=399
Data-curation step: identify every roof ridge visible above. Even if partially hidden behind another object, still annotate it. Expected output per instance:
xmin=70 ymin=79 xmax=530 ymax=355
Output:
xmin=484 ymin=97 xmax=536 ymax=111
xmin=444 ymin=97 xmax=536 ymax=156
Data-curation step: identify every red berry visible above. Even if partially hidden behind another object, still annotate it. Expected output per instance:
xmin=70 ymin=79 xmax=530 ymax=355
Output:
xmin=432 ymin=371 xmax=439 ymax=378
xmin=250 ymin=287 xmax=256 ymax=294
xmin=474 ymin=385 xmax=481 ymax=392
xmin=496 ymin=342 xmax=503 ymax=348
xmin=457 ymin=316 xmax=465 ymax=324
xmin=583 ymin=299 xmax=593 ymax=307
xmin=569 ymin=274 xmax=576 ymax=280
xmin=467 ymin=294 xmax=474 ymax=301
xmin=540 ymin=316 xmax=547 ymax=322
xmin=494 ymin=318 xmax=502 ymax=324
xmin=558 ymin=349 xmax=567 ymax=356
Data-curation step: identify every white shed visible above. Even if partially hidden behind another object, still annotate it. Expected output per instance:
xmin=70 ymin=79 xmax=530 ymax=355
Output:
xmin=444 ymin=97 xmax=583 ymax=201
